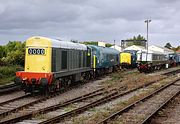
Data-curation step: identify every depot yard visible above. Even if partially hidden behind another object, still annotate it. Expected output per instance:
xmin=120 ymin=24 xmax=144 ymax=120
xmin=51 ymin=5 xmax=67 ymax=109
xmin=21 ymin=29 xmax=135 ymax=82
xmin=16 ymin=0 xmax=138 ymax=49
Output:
xmin=62 ymin=68 xmax=178 ymax=124
xmin=0 ymin=66 xmax=179 ymax=124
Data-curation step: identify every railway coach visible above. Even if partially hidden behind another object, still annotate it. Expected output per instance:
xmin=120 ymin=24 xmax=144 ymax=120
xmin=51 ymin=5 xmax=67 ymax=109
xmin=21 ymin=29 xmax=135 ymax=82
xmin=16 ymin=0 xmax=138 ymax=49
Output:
xmin=137 ymin=50 xmax=167 ymax=73
xmin=14 ymin=36 xmax=93 ymax=94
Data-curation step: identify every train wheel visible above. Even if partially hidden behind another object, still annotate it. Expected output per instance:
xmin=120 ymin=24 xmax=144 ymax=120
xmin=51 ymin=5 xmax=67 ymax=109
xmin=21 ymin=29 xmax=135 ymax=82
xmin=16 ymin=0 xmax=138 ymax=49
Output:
xmin=87 ymin=72 xmax=91 ymax=80
xmin=45 ymin=87 xmax=50 ymax=96
xmin=55 ymin=79 xmax=61 ymax=91
xmin=62 ymin=78 xmax=71 ymax=89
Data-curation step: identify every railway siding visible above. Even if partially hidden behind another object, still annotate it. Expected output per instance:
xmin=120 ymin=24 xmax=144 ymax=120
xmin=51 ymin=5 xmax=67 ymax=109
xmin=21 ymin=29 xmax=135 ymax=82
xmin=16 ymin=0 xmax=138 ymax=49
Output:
xmin=112 ymin=81 xmax=180 ymax=124
xmin=35 ymin=75 xmax=179 ymax=123
xmin=96 ymin=78 xmax=180 ymax=124
xmin=0 ymin=77 xmax=109 ymax=124
xmin=63 ymin=75 xmax=179 ymax=124
xmin=0 ymin=67 xmax=179 ymax=124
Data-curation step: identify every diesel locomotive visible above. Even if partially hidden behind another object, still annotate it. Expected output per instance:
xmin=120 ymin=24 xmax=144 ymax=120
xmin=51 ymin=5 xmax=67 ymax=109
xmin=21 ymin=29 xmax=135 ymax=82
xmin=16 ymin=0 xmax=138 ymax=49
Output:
xmin=120 ymin=50 xmax=137 ymax=68
xmin=14 ymin=36 xmax=120 ymax=94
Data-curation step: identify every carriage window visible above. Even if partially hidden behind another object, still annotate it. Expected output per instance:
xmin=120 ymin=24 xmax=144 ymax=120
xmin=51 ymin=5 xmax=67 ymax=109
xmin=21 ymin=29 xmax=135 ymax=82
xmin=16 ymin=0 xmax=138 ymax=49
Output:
xmin=61 ymin=51 xmax=67 ymax=69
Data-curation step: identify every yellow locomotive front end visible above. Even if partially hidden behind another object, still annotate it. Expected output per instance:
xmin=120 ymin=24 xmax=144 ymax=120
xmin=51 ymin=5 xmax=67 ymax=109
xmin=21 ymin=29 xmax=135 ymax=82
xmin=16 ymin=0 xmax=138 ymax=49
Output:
xmin=15 ymin=36 xmax=53 ymax=93
xmin=25 ymin=37 xmax=52 ymax=73
xmin=120 ymin=52 xmax=131 ymax=68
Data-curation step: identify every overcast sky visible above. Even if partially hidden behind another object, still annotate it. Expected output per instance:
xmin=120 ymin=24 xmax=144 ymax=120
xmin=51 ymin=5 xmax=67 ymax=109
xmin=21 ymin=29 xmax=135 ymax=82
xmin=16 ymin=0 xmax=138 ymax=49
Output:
xmin=0 ymin=0 xmax=179 ymax=47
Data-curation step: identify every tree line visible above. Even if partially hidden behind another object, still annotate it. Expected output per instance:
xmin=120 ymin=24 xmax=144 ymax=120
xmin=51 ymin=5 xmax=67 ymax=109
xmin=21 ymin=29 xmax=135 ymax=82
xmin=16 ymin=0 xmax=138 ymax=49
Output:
xmin=0 ymin=41 xmax=25 ymax=66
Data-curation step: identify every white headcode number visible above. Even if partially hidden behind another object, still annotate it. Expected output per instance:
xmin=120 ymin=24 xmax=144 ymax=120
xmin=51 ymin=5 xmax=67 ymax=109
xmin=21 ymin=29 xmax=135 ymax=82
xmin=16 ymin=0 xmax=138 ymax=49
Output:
xmin=28 ymin=48 xmax=45 ymax=55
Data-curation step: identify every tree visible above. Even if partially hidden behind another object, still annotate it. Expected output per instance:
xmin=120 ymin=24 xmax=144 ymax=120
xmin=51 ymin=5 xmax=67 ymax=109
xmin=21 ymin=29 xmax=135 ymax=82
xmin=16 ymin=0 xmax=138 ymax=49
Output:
xmin=136 ymin=34 xmax=145 ymax=40
xmin=127 ymin=34 xmax=145 ymax=41
xmin=105 ymin=43 xmax=113 ymax=47
xmin=172 ymin=46 xmax=180 ymax=51
xmin=0 ymin=46 xmax=6 ymax=58
xmin=0 ymin=41 xmax=25 ymax=66
xmin=125 ymin=34 xmax=146 ymax=47
xmin=82 ymin=41 xmax=98 ymax=46
xmin=164 ymin=42 xmax=172 ymax=49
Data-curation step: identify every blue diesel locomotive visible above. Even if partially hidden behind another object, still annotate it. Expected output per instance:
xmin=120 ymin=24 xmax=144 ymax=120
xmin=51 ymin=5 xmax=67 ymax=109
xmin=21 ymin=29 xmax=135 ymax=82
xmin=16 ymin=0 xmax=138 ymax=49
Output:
xmin=88 ymin=45 xmax=120 ymax=76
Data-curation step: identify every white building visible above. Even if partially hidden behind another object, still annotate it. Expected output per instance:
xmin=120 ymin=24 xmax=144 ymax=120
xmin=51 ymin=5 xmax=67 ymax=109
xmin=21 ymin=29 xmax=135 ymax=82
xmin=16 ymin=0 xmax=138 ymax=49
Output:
xmin=148 ymin=45 xmax=174 ymax=54
xmin=123 ymin=45 xmax=146 ymax=52
xmin=110 ymin=45 xmax=122 ymax=52
xmin=98 ymin=41 xmax=106 ymax=47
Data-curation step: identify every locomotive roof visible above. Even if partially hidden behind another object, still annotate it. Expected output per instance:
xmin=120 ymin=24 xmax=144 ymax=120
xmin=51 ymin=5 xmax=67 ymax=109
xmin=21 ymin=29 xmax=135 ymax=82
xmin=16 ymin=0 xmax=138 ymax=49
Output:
xmin=88 ymin=45 xmax=119 ymax=54
xmin=26 ymin=36 xmax=87 ymax=50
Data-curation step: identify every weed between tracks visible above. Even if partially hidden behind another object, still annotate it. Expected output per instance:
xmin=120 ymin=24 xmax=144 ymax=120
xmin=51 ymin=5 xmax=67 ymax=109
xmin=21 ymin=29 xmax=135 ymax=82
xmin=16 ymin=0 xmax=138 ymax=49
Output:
xmin=70 ymin=74 xmax=178 ymax=124
xmin=64 ymin=104 xmax=77 ymax=112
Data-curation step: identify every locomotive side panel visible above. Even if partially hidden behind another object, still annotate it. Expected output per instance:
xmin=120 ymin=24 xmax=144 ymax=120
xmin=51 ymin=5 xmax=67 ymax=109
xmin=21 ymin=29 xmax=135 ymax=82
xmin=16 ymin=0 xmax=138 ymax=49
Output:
xmin=51 ymin=48 xmax=88 ymax=72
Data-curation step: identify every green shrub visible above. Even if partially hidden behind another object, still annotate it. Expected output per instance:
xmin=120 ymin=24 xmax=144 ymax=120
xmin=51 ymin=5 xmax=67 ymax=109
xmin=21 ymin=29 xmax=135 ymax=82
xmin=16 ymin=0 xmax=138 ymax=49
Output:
xmin=0 ymin=65 xmax=23 ymax=85
xmin=0 ymin=65 xmax=23 ymax=77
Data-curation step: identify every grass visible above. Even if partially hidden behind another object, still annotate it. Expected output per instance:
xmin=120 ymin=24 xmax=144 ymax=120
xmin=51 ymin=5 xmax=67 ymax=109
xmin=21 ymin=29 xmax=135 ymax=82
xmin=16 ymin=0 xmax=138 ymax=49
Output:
xmin=0 ymin=65 xmax=23 ymax=85
xmin=0 ymin=77 xmax=15 ymax=85
xmin=101 ymin=70 xmax=141 ymax=89
xmin=64 ymin=104 xmax=77 ymax=112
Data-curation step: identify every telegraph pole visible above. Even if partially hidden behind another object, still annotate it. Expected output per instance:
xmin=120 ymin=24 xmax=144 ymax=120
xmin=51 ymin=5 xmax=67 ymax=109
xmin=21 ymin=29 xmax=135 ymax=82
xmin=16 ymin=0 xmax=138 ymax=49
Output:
xmin=144 ymin=19 xmax=151 ymax=61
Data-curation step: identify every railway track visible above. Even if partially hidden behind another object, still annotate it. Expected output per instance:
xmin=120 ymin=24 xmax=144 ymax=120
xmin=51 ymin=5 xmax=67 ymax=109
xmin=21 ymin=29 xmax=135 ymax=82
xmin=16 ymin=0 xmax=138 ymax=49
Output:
xmin=0 ymin=68 xmax=178 ymax=124
xmin=0 ymin=68 xmax=134 ymax=120
xmin=162 ymin=68 xmax=180 ymax=76
xmin=0 ymin=83 xmax=20 ymax=95
xmin=0 ymin=79 xmax=102 ymax=116
xmin=156 ymin=67 xmax=180 ymax=75
xmin=97 ymin=78 xmax=180 ymax=124
xmin=0 ymin=94 xmax=39 ymax=118
xmin=0 ymin=87 xmax=108 ymax=124
xmin=1 ymin=74 xmax=173 ymax=124
xmin=36 ymin=78 xmax=180 ymax=124
xmin=148 ymin=92 xmax=180 ymax=123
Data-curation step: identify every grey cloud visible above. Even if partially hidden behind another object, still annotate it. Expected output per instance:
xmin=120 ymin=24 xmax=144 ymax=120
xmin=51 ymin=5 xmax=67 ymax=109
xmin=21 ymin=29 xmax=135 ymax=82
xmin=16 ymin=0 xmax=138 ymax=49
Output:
xmin=0 ymin=0 xmax=179 ymax=46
